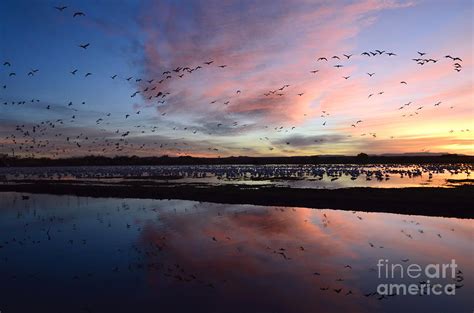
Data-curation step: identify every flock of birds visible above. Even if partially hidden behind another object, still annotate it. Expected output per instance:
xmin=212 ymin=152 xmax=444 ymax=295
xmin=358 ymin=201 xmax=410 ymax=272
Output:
xmin=0 ymin=5 xmax=469 ymax=158
xmin=0 ymin=164 xmax=471 ymax=187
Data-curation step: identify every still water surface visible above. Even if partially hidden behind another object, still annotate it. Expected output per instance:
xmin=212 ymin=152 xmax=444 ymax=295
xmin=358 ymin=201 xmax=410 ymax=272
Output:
xmin=0 ymin=192 xmax=472 ymax=313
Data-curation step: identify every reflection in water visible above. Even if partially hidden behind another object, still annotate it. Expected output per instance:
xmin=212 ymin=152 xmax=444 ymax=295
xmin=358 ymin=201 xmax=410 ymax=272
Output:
xmin=0 ymin=192 xmax=472 ymax=313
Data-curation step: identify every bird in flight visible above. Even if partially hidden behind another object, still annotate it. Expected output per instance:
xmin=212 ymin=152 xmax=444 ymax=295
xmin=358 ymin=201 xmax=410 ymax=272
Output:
xmin=73 ymin=12 xmax=85 ymax=17
xmin=417 ymin=51 xmax=426 ymax=56
xmin=367 ymin=72 xmax=375 ymax=77
xmin=84 ymin=72 xmax=92 ymax=77
xmin=317 ymin=57 xmax=327 ymax=61
xmin=54 ymin=6 xmax=67 ymax=11
xmin=204 ymin=61 xmax=214 ymax=65
xmin=400 ymin=81 xmax=407 ymax=84
xmin=343 ymin=54 xmax=353 ymax=59
xmin=70 ymin=69 xmax=78 ymax=75
xmin=79 ymin=43 xmax=90 ymax=49
xmin=111 ymin=75 xmax=117 ymax=79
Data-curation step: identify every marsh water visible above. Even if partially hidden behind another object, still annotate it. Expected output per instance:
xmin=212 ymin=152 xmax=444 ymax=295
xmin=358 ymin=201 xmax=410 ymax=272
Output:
xmin=0 ymin=192 xmax=472 ymax=313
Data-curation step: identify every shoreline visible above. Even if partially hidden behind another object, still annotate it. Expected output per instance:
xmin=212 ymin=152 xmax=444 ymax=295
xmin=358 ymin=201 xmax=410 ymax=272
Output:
xmin=1 ymin=154 xmax=473 ymax=167
xmin=0 ymin=181 xmax=472 ymax=218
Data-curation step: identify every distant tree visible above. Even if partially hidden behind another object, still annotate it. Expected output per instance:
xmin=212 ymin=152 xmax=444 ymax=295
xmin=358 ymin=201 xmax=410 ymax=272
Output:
xmin=356 ymin=153 xmax=369 ymax=158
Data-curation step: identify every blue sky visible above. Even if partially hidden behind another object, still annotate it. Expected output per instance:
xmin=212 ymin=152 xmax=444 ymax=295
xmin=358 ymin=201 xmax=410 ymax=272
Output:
xmin=0 ymin=0 xmax=472 ymax=157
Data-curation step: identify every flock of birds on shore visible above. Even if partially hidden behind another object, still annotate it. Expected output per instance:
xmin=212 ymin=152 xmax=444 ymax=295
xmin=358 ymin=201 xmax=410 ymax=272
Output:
xmin=0 ymin=164 xmax=471 ymax=187
xmin=0 ymin=5 xmax=470 ymax=158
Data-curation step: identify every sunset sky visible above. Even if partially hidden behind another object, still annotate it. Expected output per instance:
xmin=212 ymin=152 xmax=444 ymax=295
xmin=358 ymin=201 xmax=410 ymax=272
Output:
xmin=0 ymin=0 xmax=472 ymax=157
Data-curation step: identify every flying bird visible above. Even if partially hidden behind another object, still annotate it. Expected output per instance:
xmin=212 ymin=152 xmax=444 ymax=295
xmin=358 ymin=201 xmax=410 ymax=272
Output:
xmin=73 ymin=12 xmax=85 ymax=17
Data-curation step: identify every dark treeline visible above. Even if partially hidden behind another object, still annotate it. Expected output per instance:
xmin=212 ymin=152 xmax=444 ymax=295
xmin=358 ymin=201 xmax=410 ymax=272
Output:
xmin=0 ymin=153 xmax=472 ymax=167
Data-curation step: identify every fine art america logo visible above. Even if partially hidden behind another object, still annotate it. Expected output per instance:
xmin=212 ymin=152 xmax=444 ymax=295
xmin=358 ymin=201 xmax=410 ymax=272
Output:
xmin=376 ymin=259 xmax=464 ymax=296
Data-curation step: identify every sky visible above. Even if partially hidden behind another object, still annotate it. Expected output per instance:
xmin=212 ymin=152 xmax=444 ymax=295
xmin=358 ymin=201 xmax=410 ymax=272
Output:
xmin=0 ymin=0 xmax=472 ymax=157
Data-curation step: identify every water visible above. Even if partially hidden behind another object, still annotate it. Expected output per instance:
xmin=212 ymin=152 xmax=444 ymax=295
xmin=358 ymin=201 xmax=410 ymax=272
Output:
xmin=0 ymin=163 xmax=471 ymax=189
xmin=0 ymin=192 xmax=472 ymax=313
